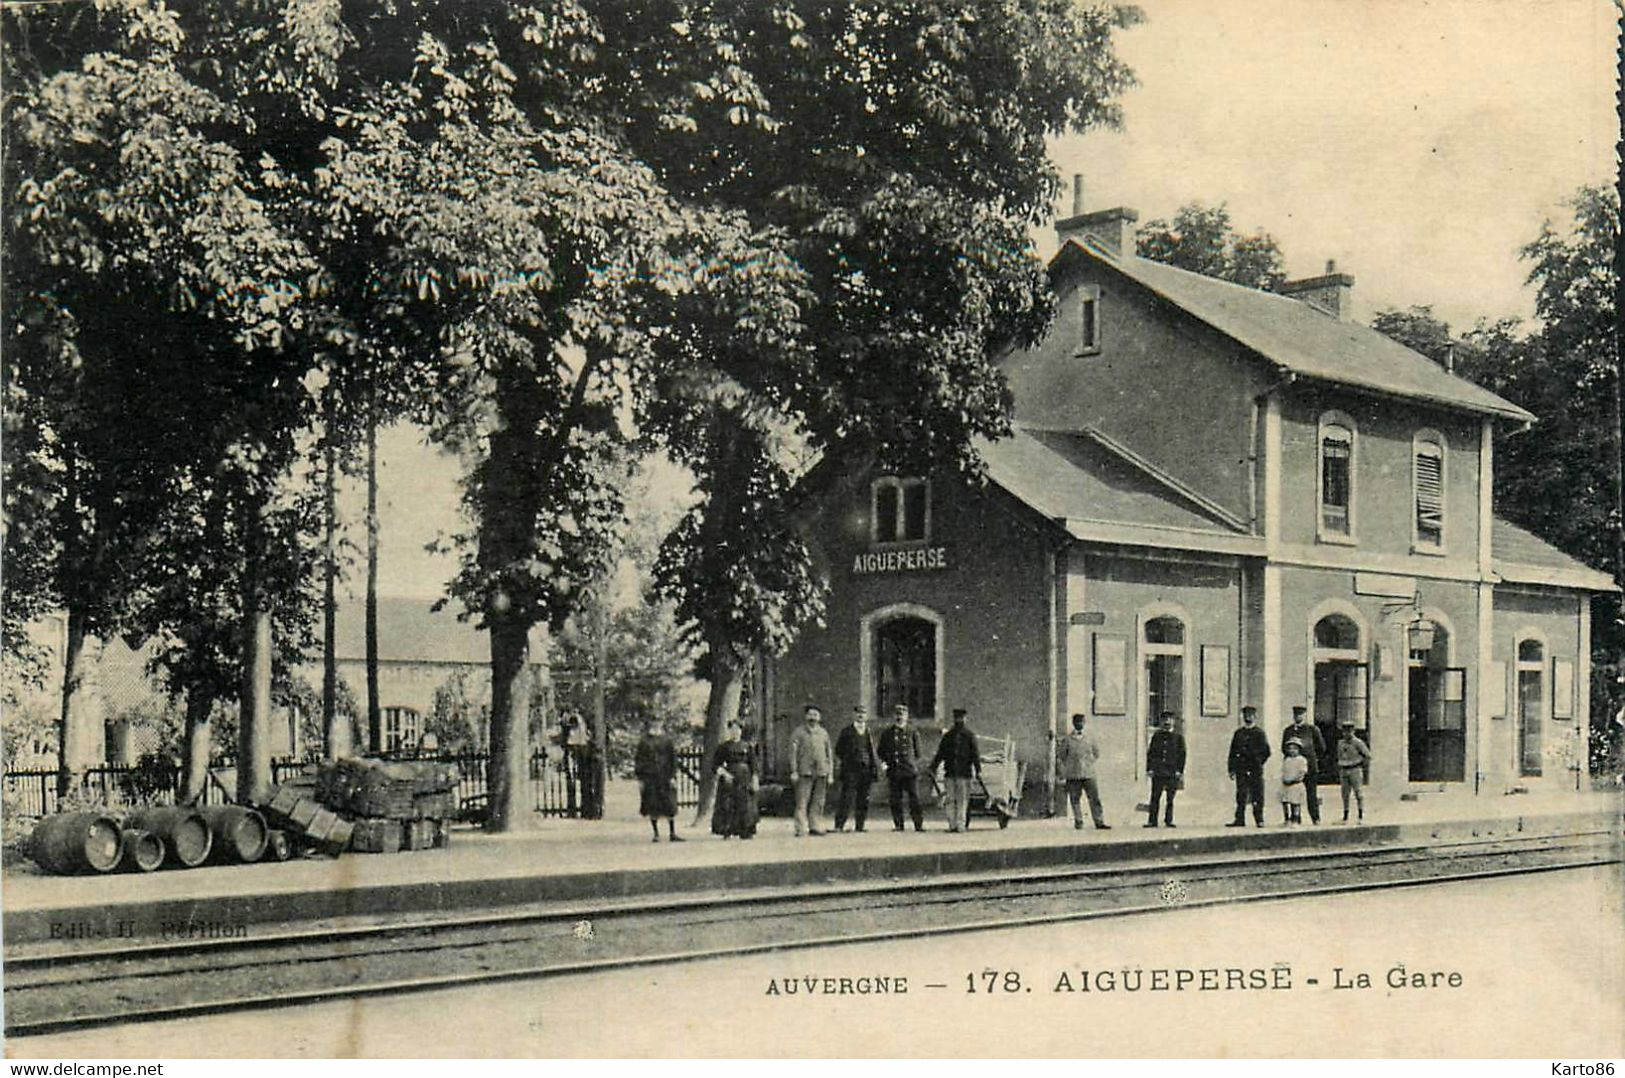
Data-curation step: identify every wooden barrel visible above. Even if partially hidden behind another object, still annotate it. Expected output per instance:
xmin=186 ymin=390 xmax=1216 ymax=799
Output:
xmin=199 ymin=805 xmax=269 ymax=864
xmin=264 ymin=829 xmax=293 ymax=862
xmin=28 ymin=812 xmax=122 ymax=874
xmin=119 ymin=828 xmax=165 ymax=873
xmin=128 ymin=807 xmax=212 ymax=868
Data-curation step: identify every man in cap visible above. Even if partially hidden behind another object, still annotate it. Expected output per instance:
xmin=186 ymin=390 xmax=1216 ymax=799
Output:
xmin=1281 ymin=705 xmax=1326 ymax=824
xmin=833 ymin=705 xmax=879 ymax=832
xmin=1055 ymin=712 xmax=1111 ymax=829
xmin=1226 ymin=705 xmax=1271 ymax=827
xmin=877 ymin=704 xmax=925 ymax=832
xmin=1335 ymin=720 xmax=1373 ymax=823
xmin=788 ymin=704 xmax=834 ymax=837
xmin=930 ymin=708 xmax=981 ymax=833
xmin=1144 ymin=711 xmax=1186 ymax=828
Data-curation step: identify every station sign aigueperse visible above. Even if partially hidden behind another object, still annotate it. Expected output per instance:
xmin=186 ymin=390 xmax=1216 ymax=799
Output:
xmin=852 ymin=546 xmax=949 ymax=574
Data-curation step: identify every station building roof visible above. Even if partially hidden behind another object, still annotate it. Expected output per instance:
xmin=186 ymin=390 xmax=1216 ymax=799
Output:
xmin=1054 ymin=238 xmax=1536 ymax=424
xmin=1491 ymin=517 xmax=1617 ymax=591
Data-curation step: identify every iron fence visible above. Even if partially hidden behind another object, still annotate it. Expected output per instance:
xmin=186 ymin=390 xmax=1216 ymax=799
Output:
xmin=7 ymin=745 xmax=709 ymax=819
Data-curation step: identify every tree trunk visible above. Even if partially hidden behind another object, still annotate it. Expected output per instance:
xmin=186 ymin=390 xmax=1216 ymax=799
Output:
xmin=179 ymin=690 xmax=213 ymax=803
xmin=237 ymin=496 xmax=274 ymax=805
xmin=365 ymin=404 xmax=381 ymax=752
xmin=56 ymin=607 xmax=107 ymax=799
xmin=692 ymin=643 xmax=744 ymax=825
xmin=486 ymin=612 xmax=533 ymax=831
xmin=322 ymin=390 xmax=342 ymax=759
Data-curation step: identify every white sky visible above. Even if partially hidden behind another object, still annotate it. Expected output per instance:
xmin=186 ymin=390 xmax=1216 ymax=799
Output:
xmin=362 ymin=0 xmax=1620 ymax=600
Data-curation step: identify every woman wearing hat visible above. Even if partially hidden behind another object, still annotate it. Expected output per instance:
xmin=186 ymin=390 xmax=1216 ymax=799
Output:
xmin=1278 ymin=739 xmax=1308 ymax=825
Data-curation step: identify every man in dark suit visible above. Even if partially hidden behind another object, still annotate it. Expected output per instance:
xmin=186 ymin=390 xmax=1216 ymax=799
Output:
xmin=833 ymin=705 xmax=879 ymax=832
xmin=1145 ymin=711 xmax=1186 ymax=828
xmin=930 ymin=708 xmax=981 ymax=833
xmin=877 ymin=704 xmax=925 ymax=832
xmin=1226 ymin=705 xmax=1272 ymax=827
xmin=1281 ymin=705 xmax=1326 ymax=824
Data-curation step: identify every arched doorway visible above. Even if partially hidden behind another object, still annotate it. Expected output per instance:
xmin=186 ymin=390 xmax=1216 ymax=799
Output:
xmin=1515 ymin=637 xmax=1545 ymax=777
xmin=1142 ymin=614 xmax=1186 ymax=763
xmin=874 ymin=615 xmax=938 ymax=724
xmin=1405 ymin=620 xmax=1466 ymax=782
xmin=1312 ymin=613 xmax=1368 ymax=786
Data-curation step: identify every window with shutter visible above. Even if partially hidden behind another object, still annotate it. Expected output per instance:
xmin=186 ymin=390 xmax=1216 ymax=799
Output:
xmin=871 ymin=477 xmax=930 ymax=544
xmin=1414 ymin=436 xmax=1444 ymax=548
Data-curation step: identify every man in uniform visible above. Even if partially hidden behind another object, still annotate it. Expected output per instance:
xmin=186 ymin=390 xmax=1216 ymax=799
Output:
xmin=788 ymin=705 xmax=834 ymax=837
xmin=1226 ymin=705 xmax=1271 ymax=827
xmin=1281 ymin=705 xmax=1326 ymax=824
xmin=1144 ymin=711 xmax=1186 ymax=828
xmin=930 ymin=708 xmax=981 ymax=833
xmin=877 ymin=704 xmax=925 ymax=832
xmin=833 ymin=705 xmax=879 ymax=832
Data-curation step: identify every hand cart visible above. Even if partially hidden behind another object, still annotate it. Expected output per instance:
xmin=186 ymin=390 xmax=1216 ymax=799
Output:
xmin=926 ymin=734 xmax=1024 ymax=828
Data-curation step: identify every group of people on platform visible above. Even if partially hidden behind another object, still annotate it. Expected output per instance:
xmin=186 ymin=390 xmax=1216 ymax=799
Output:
xmin=629 ymin=700 xmax=1375 ymax=843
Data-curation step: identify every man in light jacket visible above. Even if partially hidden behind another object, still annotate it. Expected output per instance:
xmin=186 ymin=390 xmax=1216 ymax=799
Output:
xmin=788 ymin=705 xmax=834 ymax=837
xmin=1055 ymin=712 xmax=1111 ymax=830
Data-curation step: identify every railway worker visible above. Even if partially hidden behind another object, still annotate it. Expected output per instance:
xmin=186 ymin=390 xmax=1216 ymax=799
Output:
xmin=878 ymin=704 xmax=926 ymax=832
xmin=1226 ymin=706 xmax=1271 ymax=827
xmin=1281 ymin=705 xmax=1326 ymax=824
xmin=833 ymin=705 xmax=879 ymax=832
xmin=1335 ymin=721 xmax=1373 ymax=823
xmin=1056 ymin=712 xmax=1111 ymax=830
xmin=788 ymin=705 xmax=834 ymax=837
xmin=634 ymin=717 xmax=683 ymax=842
xmin=930 ymin=708 xmax=981 ymax=833
xmin=1144 ymin=711 xmax=1185 ymax=828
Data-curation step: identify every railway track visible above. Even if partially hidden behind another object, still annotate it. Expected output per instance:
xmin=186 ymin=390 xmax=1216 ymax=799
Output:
xmin=5 ymin=825 xmax=1619 ymax=1038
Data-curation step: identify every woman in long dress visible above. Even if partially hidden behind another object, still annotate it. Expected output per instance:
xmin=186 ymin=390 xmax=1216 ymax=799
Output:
xmin=635 ymin=718 xmax=682 ymax=842
xmin=710 ymin=721 xmax=759 ymax=839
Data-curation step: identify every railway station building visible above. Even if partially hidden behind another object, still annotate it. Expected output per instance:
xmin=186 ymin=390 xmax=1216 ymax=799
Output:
xmin=767 ymin=199 xmax=1613 ymax=813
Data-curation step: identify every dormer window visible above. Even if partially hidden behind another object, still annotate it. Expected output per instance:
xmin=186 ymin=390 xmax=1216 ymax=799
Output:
xmin=1078 ymin=285 xmax=1101 ymax=355
xmin=872 ymin=477 xmax=929 ymax=544
xmin=1413 ymin=431 xmax=1446 ymax=551
xmin=1317 ymin=412 xmax=1356 ymax=542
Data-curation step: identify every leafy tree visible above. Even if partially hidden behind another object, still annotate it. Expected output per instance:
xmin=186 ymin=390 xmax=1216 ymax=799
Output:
xmin=633 ymin=1 xmax=1140 ymax=818
xmin=1136 ymin=202 xmax=1287 ymax=290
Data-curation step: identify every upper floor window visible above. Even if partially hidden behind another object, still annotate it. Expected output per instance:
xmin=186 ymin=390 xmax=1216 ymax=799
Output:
xmin=1317 ymin=413 xmax=1355 ymax=541
xmin=1078 ymin=285 xmax=1101 ymax=356
xmin=872 ymin=477 xmax=929 ymax=544
xmin=1413 ymin=431 xmax=1446 ymax=551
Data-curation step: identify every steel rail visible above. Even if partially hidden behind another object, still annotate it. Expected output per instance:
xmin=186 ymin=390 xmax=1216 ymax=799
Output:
xmin=4 ymin=829 xmax=1618 ymax=1039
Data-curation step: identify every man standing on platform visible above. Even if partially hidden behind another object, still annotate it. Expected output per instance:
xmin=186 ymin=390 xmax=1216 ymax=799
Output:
xmin=930 ymin=708 xmax=981 ymax=833
xmin=1226 ymin=705 xmax=1271 ymax=827
xmin=788 ymin=705 xmax=834 ymax=837
xmin=1055 ymin=713 xmax=1111 ymax=830
xmin=833 ymin=705 xmax=879 ymax=832
xmin=1281 ymin=705 xmax=1326 ymax=824
xmin=1145 ymin=711 xmax=1186 ymax=828
xmin=878 ymin=704 xmax=925 ymax=832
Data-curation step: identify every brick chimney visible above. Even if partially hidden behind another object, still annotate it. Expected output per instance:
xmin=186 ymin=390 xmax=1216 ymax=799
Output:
xmin=1278 ymin=259 xmax=1355 ymax=320
xmin=1055 ymin=174 xmax=1139 ymax=257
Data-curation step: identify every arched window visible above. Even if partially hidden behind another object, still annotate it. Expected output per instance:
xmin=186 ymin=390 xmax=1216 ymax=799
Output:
xmin=1313 ymin=613 xmax=1360 ymax=652
xmin=871 ymin=477 xmax=930 ymax=544
xmin=1514 ymin=635 xmax=1546 ymax=776
xmin=1412 ymin=430 xmax=1446 ymax=550
xmin=1317 ymin=412 xmax=1356 ymax=541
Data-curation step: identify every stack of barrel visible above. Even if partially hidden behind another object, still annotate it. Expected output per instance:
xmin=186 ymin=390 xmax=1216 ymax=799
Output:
xmin=311 ymin=758 xmax=458 ymax=854
xmin=26 ymin=804 xmax=272 ymax=875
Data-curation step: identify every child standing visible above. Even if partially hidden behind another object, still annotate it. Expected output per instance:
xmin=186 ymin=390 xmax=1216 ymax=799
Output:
xmin=1279 ymin=739 xmax=1308 ymax=825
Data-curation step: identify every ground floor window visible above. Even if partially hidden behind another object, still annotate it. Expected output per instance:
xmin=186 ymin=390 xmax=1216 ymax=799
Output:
xmin=874 ymin=616 xmax=937 ymax=723
xmin=1142 ymin=614 xmax=1185 ymax=759
xmin=382 ymin=706 xmax=420 ymax=753
xmin=1312 ymin=660 xmax=1369 ymax=785
xmin=1406 ymin=622 xmax=1466 ymax=783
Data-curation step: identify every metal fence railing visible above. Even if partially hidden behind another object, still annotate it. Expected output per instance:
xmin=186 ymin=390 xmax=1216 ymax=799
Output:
xmin=7 ymin=745 xmax=711 ymax=820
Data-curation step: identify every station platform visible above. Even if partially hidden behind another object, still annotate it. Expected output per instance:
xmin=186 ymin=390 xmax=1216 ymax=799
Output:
xmin=3 ymin=785 xmax=1620 ymax=948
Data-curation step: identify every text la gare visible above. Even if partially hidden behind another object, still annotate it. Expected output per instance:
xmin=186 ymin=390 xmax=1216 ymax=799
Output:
xmin=1332 ymin=964 xmax=1463 ymax=990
